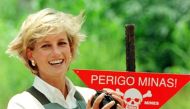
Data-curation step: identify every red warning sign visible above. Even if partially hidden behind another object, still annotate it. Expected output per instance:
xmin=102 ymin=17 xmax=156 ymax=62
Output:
xmin=74 ymin=69 xmax=190 ymax=109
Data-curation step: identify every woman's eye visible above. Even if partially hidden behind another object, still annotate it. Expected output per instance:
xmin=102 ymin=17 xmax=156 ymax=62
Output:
xmin=58 ymin=42 xmax=67 ymax=46
xmin=41 ymin=44 xmax=50 ymax=48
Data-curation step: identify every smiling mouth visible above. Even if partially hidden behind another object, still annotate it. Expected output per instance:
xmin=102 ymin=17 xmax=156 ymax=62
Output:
xmin=48 ymin=59 xmax=64 ymax=65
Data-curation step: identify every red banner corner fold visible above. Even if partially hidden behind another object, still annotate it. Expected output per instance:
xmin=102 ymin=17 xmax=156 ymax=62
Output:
xmin=74 ymin=69 xmax=190 ymax=109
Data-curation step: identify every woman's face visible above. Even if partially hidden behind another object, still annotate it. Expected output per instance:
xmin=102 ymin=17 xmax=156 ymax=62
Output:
xmin=28 ymin=32 xmax=72 ymax=79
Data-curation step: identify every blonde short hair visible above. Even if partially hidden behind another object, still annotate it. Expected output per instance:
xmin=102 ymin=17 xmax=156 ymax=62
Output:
xmin=7 ymin=8 xmax=86 ymax=72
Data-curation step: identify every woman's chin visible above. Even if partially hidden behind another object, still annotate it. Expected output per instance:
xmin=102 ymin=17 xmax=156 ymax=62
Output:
xmin=52 ymin=68 xmax=67 ymax=76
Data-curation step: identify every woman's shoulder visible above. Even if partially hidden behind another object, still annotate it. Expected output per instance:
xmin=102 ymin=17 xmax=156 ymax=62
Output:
xmin=75 ymin=86 xmax=96 ymax=102
xmin=7 ymin=91 xmax=44 ymax=109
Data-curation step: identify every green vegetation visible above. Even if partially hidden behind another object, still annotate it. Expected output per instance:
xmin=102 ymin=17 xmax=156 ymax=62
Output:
xmin=0 ymin=0 xmax=190 ymax=108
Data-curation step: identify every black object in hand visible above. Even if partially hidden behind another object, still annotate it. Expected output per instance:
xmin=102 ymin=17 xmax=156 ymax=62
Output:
xmin=91 ymin=91 xmax=118 ymax=109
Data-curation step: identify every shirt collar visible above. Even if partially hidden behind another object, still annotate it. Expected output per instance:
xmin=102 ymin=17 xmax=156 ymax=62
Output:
xmin=33 ymin=76 xmax=77 ymax=108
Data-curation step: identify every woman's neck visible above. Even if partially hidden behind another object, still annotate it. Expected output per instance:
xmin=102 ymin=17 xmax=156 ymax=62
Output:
xmin=40 ymin=75 xmax=68 ymax=99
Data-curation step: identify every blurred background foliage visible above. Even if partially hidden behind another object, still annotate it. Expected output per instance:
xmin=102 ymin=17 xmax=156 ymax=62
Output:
xmin=0 ymin=0 xmax=190 ymax=108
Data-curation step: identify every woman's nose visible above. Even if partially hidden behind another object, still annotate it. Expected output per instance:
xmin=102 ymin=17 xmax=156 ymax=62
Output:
xmin=51 ymin=47 xmax=62 ymax=56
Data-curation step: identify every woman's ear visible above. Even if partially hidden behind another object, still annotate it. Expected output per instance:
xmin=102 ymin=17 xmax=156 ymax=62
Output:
xmin=26 ymin=48 xmax=33 ymax=60
xmin=70 ymin=46 xmax=74 ymax=57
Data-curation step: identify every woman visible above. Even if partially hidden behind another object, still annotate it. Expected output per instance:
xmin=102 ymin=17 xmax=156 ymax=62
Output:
xmin=7 ymin=8 xmax=124 ymax=109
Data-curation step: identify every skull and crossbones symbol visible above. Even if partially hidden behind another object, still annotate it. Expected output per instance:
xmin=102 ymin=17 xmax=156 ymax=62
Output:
xmin=116 ymin=88 xmax=152 ymax=109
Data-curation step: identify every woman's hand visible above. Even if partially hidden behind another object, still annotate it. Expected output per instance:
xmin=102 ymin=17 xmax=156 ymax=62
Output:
xmin=86 ymin=88 xmax=125 ymax=109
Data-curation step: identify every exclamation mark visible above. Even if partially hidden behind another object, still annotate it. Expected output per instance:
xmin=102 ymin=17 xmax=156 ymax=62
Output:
xmin=175 ymin=79 xmax=177 ymax=87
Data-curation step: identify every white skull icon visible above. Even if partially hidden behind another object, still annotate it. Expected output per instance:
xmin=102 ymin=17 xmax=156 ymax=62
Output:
xmin=116 ymin=88 xmax=152 ymax=109
xmin=124 ymin=88 xmax=142 ymax=109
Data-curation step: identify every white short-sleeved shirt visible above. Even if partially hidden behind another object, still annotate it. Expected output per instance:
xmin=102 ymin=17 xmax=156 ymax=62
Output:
xmin=7 ymin=76 xmax=96 ymax=109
